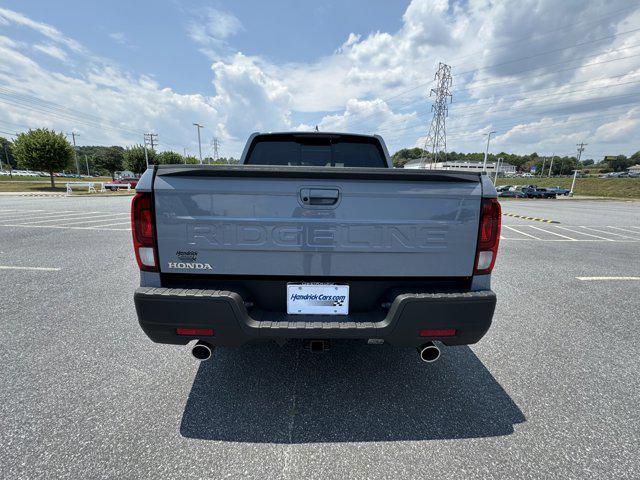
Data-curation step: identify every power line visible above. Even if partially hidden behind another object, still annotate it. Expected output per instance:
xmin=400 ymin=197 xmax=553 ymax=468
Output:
xmin=0 ymin=87 xmax=187 ymax=147
xmin=342 ymin=44 xmax=640 ymax=131
xmin=348 ymin=4 xmax=640 ymax=125
xmin=380 ymin=107 xmax=635 ymax=146
xmin=376 ymin=90 xmax=640 ymax=138
xmin=372 ymin=76 xmax=640 ymax=134
xmin=454 ymin=25 xmax=640 ymax=77
xmin=414 ymin=58 xmax=640 ymax=117
xmin=447 ymin=3 xmax=640 ymax=68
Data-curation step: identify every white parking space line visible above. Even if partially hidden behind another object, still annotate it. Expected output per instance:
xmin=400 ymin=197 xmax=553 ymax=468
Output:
xmin=0 ymin=224 xmax=130 ymax=232
xmin=0 ymin=209 xmax=46 ymax=216
xmin=1 ymin=211 xmax=99 ymax=223
xmin=503 ymin=225 xmax=542 ymax=240
xmin=0 ymin=265 xmax=61 ymax=272
xmin=0 ymin=210 xmax=71 ymax=220
xmin=576 ymin=276 xmax=640 ymax=281
xmin=580 ymin=226 xmax=640 ymax=240
xmin=527 ymin=225 xmax=578 ymax=241
xmin=555 ymin=226 xmax=615 ymax=241
xmin=48 ymin=214 xmax=130 ymax=226
xmin=10 ymin=212 xmax=126 ymax=225
xmin=607 ymin=226 xmax=640 ymax=235
xmin=88 ymin=221 xmax=131 ymax=228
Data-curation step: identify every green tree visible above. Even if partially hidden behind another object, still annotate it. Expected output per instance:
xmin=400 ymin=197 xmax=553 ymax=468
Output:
xmin=158 ymin=151 xmax=184 ymax=164
xmin=184 ymin=155 xmax=200 ymax=164
xmin=631 ymin=151 xmax=640 ymax=164
xmin=96 ymin=146 xmax=125 ymax=179
xmin=0 ymin=136 xmax=16 ymax=169
xmin=124 ymin=145 xmax=156 ymax=174
xmin=11 ymin=129 xmax=73 ymax=187
xmin=603 ymin=155 xmax=633 ymax=172
xmin=391 ymin=147 xmax=426 ymax=167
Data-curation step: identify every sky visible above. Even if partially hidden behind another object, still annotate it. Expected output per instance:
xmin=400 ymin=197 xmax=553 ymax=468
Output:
xmin=1 ymin=0 xmax=639 ymax=160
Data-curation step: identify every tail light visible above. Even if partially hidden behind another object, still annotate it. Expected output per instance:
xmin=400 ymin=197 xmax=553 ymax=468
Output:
xmin=474 ymin=198 xmax=501 ymax=275
xmin=131 ymin=192 xmax=158 ymax=271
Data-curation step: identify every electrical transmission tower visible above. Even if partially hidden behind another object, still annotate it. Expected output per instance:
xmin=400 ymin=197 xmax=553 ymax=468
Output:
xmin=212 ymin=137 xmax=220 ymax=162
xmin=422 ymin=62 xmax=452 ymax=168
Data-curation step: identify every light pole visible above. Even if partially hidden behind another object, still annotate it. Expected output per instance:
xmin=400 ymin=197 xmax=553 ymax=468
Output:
xmin=482 ymin=131 xmax=496 ymax=172
xmin=143 ymin=134 xmax=149 ymax=169
xmin=494 ymin=157 xmax=502 ymax=183
xmin=570 ymin=169 xmax=578 ymax=197
xmin=193 ymin=123 xmax=204 ymax=164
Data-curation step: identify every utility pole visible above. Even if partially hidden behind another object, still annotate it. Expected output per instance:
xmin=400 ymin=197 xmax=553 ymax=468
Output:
xmin=143 ymin=133 xmax=158 ymax=169
xmin=193 ymin=123 xmax=204 ymax=164
xmin=422 ymin=62 xmax=452 ymax=168
xmin=68 ymin=132 xmax=80 ymax=177
xmin=2 ymin=143 xmax=12 ymax=178
xmin=540 ymin=157 xmax=547 ymax=177
xmin=548 ymin=155 xmax=554 ymax=177
xmin=144 ymin=133 xmax=158 ymax=150
xmin=576 ymin=142 xmax=587 ymax=164
xmin=571 ymin=142 xmax=587 ymax=197
xmin=482 ymin=131 xmax=496 ymax=172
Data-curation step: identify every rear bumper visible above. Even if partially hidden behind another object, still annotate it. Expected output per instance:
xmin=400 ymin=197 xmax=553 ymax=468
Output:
xmin=134 ymin=287 xmax=496 ymax=347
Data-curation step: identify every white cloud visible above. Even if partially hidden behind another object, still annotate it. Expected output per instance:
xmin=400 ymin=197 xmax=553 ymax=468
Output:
xmin=32 ymin=43 xmax=68 ymax=62
xmin=109 ymin=32 xmax=126 ymax=44
xmin=2 ymin=1 xmax=640 ymax=159
xmin=185 ymin=8 xmax=243 ymax=61
xmin=186 ymin=7 xmax=243 ymax=60
xmin=0 ymin=6 xmax=84 ymax=53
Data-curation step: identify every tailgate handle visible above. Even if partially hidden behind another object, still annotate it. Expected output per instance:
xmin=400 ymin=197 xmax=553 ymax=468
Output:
xmin=300 ymin=188 xmax=340 ymax=205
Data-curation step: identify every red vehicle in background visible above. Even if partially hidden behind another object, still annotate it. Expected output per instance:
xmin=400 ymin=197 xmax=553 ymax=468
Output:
xmin=105 ymin=174 xmax=139 ymax=191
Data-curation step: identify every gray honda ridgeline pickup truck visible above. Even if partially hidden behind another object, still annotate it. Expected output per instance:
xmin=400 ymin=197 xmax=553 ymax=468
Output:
xmin=132 ymin=132 xmax=501 ymax=363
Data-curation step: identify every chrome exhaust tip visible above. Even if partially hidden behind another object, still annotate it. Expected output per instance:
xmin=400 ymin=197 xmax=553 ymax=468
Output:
xmin=418 ymin=341 xmax=441 ymax=363
xmin=191 ymin=341 xmax=213 ymax=361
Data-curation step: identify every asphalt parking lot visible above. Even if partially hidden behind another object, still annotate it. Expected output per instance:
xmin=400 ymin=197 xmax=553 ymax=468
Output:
xmin=1 ymin=196 xmax=639 ymax=479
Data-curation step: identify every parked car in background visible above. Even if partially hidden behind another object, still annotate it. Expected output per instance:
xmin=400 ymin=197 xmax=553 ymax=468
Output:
xmin=105 ymin=177 xmax=138 ymax=190
xmin=495 ymin=185 xmax=513 ymax=192
xmin=547 ymin=186 xmax=570 ymax=196
xmin=535 ymin=188 xmax=557 ymax=199
xmin=498 ymin=190 xmax=525 ymax=198
xmin=511 ymin=185 xmax=556 ymax=198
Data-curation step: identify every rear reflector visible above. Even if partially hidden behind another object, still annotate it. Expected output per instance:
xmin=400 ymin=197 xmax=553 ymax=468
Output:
xmin=474 ymin=197 xmax=501 ymax=275
xmin=419 ymin=329 xmax=456 ymax=337
xmin=176 ymin=328 xmax=215 ymax=336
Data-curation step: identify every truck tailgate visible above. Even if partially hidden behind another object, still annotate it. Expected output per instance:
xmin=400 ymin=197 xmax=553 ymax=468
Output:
xmin=152 ymin=166 xmax=482 ymax=277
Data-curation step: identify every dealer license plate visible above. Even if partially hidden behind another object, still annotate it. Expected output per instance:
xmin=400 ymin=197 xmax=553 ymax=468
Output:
xmin=287 ymin=283 xmax=349 ymax=315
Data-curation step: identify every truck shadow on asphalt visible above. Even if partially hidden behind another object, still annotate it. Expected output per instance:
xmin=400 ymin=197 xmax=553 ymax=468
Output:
xmin=180 ymin=341 xmax=525 ymax=443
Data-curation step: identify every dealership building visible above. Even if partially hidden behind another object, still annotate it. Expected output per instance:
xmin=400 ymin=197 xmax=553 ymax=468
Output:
xmin=403 ymin=158 xmax=517 ymax=174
